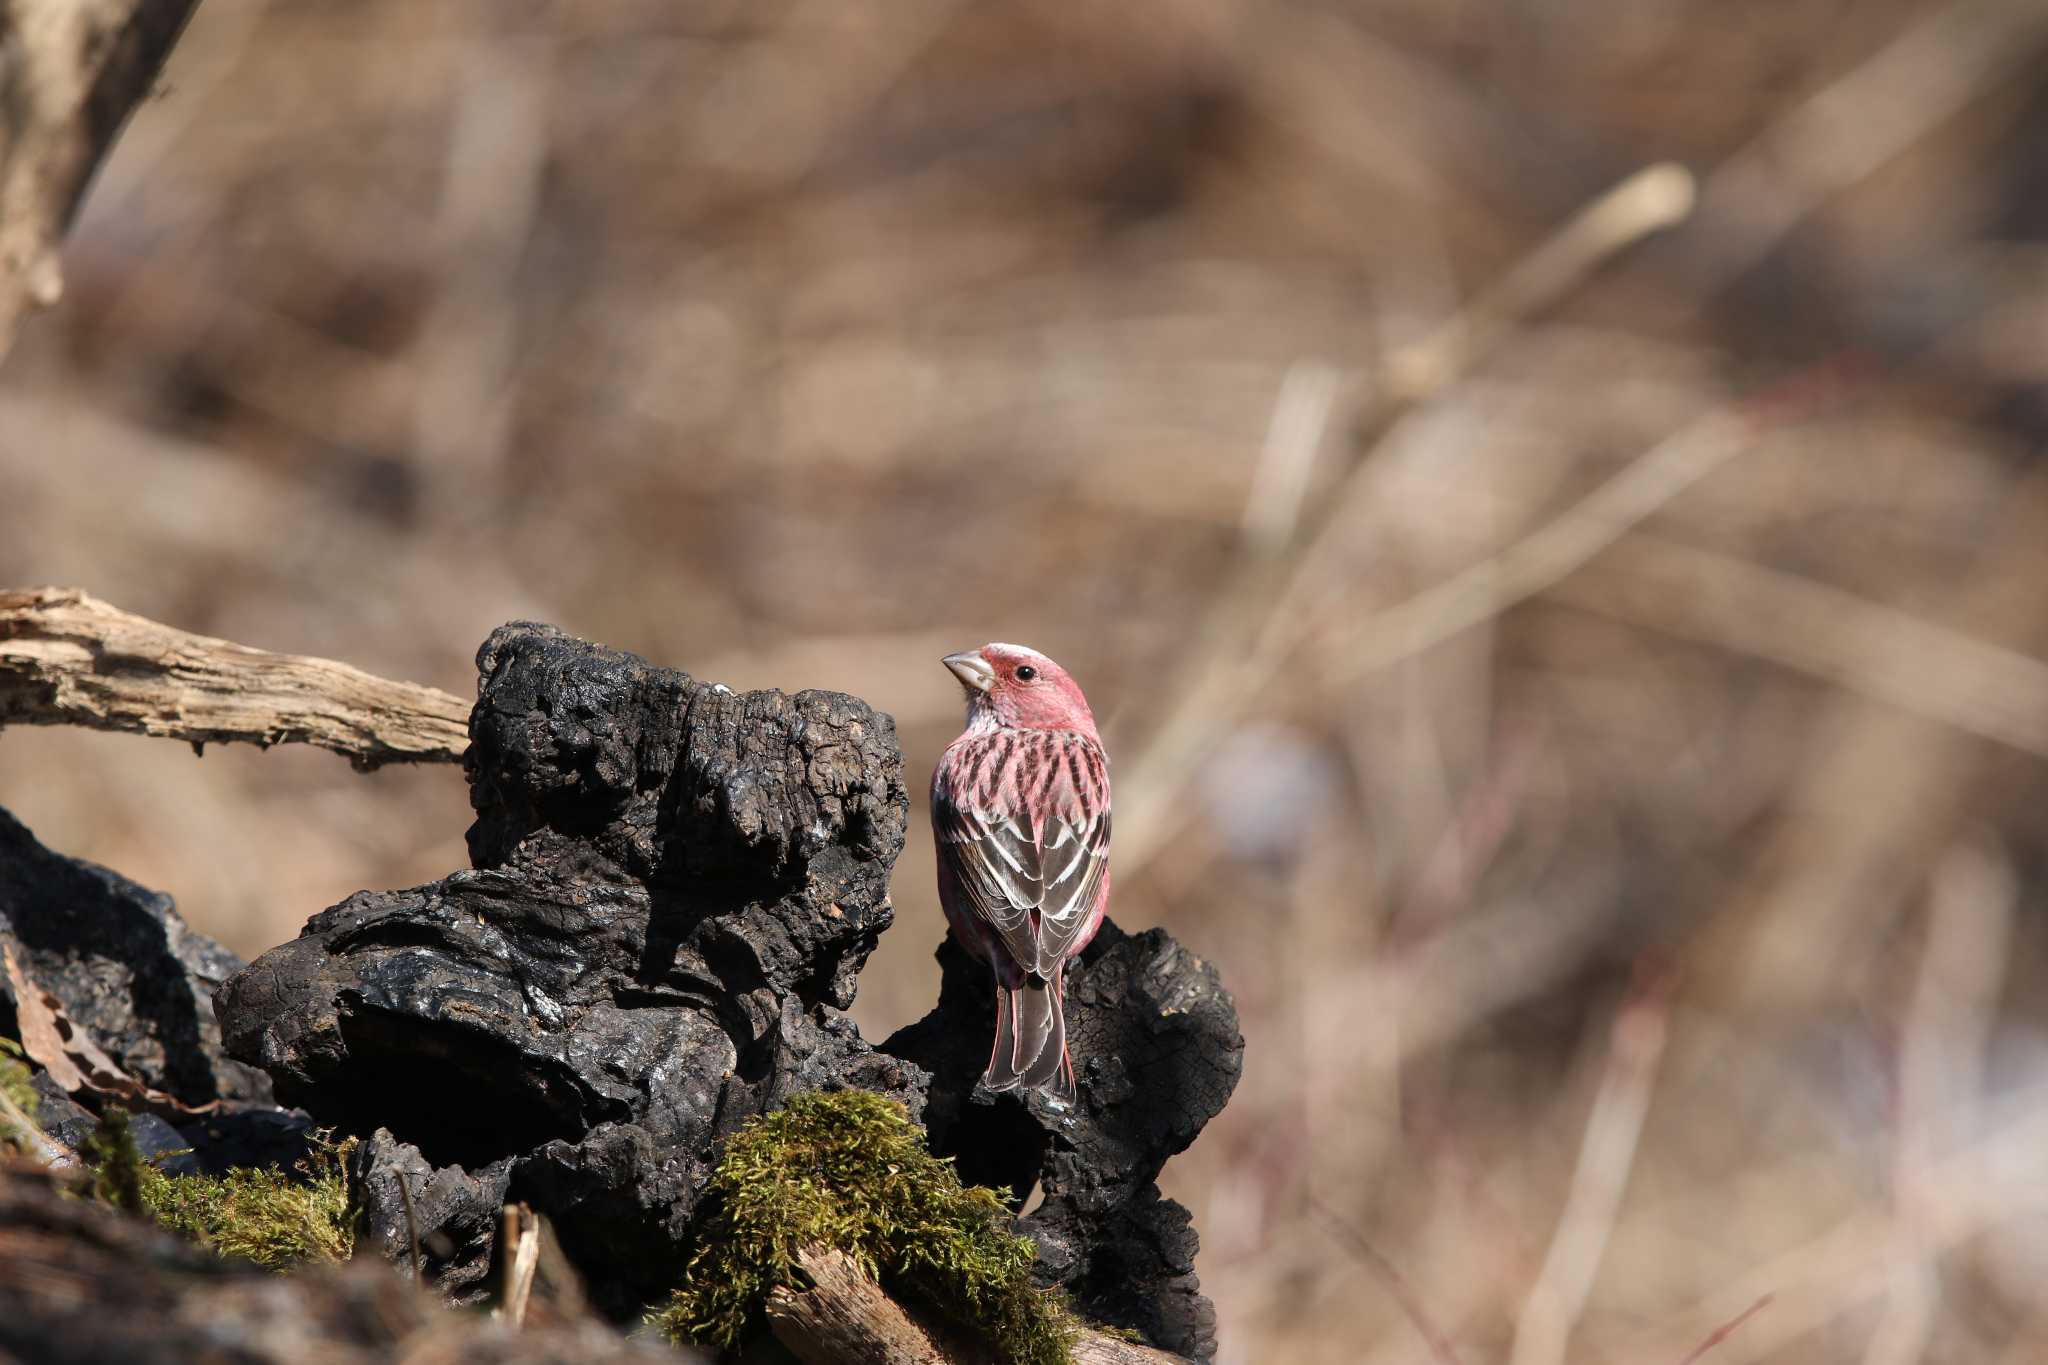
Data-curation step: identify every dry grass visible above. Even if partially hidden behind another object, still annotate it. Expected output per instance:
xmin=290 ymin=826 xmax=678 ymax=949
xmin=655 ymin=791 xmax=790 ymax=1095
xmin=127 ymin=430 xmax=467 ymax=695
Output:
xmin=6 ymin=2 xmax=2048 ymax=1361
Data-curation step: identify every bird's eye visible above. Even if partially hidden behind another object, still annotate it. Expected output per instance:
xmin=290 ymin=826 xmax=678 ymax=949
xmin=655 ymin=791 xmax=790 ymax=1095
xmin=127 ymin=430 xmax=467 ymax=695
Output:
xmin=1015 ymin=665 xmax=1037 ymax=681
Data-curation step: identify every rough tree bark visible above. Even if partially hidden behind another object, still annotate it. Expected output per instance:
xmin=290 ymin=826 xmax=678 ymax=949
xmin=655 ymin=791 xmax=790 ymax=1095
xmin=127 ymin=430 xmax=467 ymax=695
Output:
xmin=0 ymin=586 xmax=470 ymax=768
xmin=888 ymin=932 xmax=1242 ymax=1357
xmin=0 ymin=0 xmax=200 ymax=360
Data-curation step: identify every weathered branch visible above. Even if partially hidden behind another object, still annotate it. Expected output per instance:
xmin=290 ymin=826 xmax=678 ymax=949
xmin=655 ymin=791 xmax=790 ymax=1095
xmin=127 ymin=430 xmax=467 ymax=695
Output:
xmin=763 ymin=1245 xmax=1189 ymax=1365
xmin=0 ymin=586 xmax=469 ymax=768
xmin=765 ymin=1245 xmax=953 ymax=1365
xmin=0 ymin=0 xmax=200 ymax=361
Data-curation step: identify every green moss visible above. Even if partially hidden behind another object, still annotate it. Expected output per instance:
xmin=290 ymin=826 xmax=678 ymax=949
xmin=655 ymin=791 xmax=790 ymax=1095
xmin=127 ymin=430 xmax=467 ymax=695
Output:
xmin=85 ymin=1108 xmax=358 ymax=1268
xmin=140 ymin=1134 xmax=358 ymax=1267
xmin=82 ymin=1106 xmax=149 ymax=1212
xmin=655 ymin=1090 xmax=1077 ymax=1365
xmin=0 ymin=1039 xmax=40 ymax=1155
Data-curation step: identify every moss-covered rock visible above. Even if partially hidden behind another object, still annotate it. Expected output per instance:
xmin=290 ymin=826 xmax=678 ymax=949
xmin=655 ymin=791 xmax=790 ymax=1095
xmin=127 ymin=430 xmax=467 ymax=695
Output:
xmin=657 ymin=1089 xmax=1077 ymax=1364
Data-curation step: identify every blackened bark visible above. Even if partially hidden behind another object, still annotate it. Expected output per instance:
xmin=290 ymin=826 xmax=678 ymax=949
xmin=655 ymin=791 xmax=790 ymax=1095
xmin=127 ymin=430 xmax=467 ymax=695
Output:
xmin=0 ymin=805 xmax=271 ymax=1108
xmin=147 ymin=619 xmax=1237 ymax=1353
xmin=884 ymin=925 xmax=1243 ymax=1363
xmin=215 ymin=624 xmax=919 ymax=1314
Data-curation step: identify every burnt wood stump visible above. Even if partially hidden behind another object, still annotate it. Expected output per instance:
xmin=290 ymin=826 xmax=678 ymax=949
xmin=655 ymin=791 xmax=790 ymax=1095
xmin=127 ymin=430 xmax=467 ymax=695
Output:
xmin=206 ymin=622 xmax=1240 ymax=1356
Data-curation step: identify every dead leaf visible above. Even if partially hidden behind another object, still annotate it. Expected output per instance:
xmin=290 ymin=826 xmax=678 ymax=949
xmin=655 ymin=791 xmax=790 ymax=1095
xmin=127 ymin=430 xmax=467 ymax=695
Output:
xmin=2 ymin=943 xmax=218 ymax=1118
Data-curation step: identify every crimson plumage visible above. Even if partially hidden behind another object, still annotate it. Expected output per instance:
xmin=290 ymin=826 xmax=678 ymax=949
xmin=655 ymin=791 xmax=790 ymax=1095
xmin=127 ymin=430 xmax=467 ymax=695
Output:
xmin=932 ymin=643 xmax=1110 ymax=1102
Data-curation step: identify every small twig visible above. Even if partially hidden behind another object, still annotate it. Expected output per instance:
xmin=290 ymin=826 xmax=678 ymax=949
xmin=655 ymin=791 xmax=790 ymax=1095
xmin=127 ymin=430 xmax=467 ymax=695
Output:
xmin=396 ymin=1172 xmax=422 ymax=1284
xmin=1310 ymin=416 xmax=1740 ymax=692
xmin=1508 ymin=968 xmax=1674 ymax=1365
xmin=498 ymin=1203 xmax=541 ymax=1328
xmin=1673 ymin=0 xmax=2048 ymax=303
xmin=0 ymin=587 xmax=468 ymax=769
xmin=1113 ymin=162 xmax=1696 ymax=874
xmin=1861 ymin=842 xmax=2015 ymax=1365
xmin=1674 ymin=1296 xmax=1773 ymax=1365
xmin=1383 ymin=163 xmax=1695 ymax=401
xmin=1117 ymin=343 xmax=1868 ymax=876
xmin=1242 ymin=361 xmax=1343 ymax=552
xmin=1550 ymin=533 xmax=2048 ymax=760
xmin=1619 ymin=1084 xmax=2048 ymax=1362
xmin=1310 ymin=1197 xmax=1465 ymax=1365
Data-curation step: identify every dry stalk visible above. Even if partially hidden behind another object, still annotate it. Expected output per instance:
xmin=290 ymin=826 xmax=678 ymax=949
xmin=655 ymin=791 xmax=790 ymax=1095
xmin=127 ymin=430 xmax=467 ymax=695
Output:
xmin=1859 ymin=842 xmax=2015 ymax=1365
xmin=498 ymin=1203 xmax=542 ymax=1328
xmin=1673 ymin=0 xmax=2048 ymax=302
xmin=1616 ymin=1083 xmax=2048 ymax=1363
xmin=1551 ymin=534 xmax=2048 ymax=760
xmin=1507 ymin=976 xmax=1673 ymax=1365
xmin=1311 ymin=1197 xmax=1466 ymax=1365
xmin=1115 ymin=162 xmax=1699 ymax=873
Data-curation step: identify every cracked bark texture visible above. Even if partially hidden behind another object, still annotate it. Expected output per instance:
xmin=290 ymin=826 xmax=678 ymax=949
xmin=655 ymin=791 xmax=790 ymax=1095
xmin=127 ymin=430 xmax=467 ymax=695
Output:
xmin=216 ymin=623 xmax=919 ymax=1315
xmin=886 ymin=925 xmax=1243 ymax=1363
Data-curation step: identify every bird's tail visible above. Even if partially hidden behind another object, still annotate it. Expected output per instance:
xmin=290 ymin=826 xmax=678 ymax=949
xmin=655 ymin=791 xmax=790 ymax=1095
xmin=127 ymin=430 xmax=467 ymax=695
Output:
xmin=987 ymin=966 xmax=1076 ymax=1103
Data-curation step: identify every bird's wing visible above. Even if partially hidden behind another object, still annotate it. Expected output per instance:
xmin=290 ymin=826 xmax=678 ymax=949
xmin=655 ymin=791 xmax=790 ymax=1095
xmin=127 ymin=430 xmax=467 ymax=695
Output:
xmin=1031 ymin=801 xmax=1110 ymax=974
xmin=933 ymin=731 xmax=1111 ymax=978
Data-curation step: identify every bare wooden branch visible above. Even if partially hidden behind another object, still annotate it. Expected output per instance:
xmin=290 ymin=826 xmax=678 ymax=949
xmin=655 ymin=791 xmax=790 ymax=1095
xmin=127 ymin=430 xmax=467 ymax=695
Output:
xmin=0 ymin=586 xmax=469 ymax=769
xmin=0 ymin=0 xmax=201 ymax=361
xmin=761 ymin=1244 xmax=1187 ymax=1365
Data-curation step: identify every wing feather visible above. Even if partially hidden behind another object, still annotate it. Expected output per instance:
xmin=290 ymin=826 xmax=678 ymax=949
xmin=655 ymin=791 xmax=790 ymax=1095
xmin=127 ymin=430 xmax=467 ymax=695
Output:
xmin=934 ymin=730 xmax=1110 ymax=979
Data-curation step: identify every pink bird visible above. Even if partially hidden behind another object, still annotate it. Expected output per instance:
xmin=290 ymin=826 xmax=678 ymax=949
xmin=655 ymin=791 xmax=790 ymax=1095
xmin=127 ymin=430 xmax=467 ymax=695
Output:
xmin=933 ymin=643 xmax=1111 ymax=1103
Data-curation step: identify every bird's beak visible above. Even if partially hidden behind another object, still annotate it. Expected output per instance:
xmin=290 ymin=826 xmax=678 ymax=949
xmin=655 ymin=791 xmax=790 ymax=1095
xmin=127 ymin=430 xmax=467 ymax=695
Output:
xmin=943 ymin=650 xmax=996 ymax=694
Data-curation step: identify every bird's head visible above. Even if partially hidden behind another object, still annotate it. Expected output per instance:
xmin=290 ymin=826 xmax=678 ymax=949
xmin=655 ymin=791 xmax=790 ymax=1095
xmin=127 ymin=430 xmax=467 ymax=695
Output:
xmin=943 ymin=643 xmax=1099 ymax=739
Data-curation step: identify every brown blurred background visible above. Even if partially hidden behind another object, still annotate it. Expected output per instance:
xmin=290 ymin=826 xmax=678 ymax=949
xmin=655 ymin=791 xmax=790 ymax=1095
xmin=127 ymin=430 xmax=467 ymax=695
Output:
xmin=7 ymin=1 xmax=2048 ymax=1360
